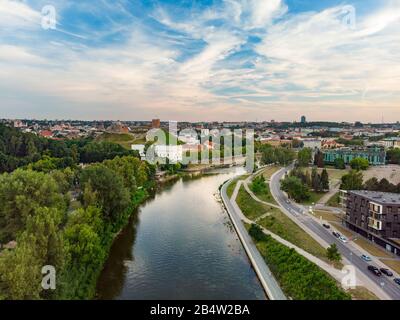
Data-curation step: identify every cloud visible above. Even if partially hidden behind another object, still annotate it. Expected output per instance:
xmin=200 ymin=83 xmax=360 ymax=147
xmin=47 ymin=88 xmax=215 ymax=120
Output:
xmin=0 ymin=0 xmax=399 ymax=121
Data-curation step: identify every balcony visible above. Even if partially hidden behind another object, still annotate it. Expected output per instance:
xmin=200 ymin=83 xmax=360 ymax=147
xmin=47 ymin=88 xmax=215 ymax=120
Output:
xmin=368 ymin=217 xmax=382 ymax=231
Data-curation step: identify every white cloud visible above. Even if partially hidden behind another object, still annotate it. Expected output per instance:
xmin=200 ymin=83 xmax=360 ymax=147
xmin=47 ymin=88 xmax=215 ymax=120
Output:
xmin=0 ymin=0 xmax=399 ymax=121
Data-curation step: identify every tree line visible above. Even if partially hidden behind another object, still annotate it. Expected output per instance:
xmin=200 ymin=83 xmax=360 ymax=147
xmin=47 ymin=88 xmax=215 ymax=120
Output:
xmin=0 ymin=124 xmax=137 ymax=173
xmin=0 ymin=154 xmax=156 ymax=300
xmin=340 ymin=170 xmax=400 ymax=193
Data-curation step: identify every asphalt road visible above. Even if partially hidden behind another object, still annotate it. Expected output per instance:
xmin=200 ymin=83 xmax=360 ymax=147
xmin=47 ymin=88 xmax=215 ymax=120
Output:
xmin=270 ymin=166 xmax=400 ymax=300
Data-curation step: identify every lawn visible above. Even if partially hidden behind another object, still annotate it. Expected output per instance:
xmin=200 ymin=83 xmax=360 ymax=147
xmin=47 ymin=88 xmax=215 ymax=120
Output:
xmin=331 ymin=223 xmax=354 ymax=239
xmin=347 ymin=287 xmax=379 ymax=300
xmin=314 ymin=210 xmax=343 ymax=223
xmin=251 ymin=230 xmax=350 ymax=300
xmin=379 ymin=259 xmax=400 ymax=274
xmin=300 ymin=191 xmax=326 ymax=205
xmin=327 ymin=192 xmax=341 ymax=207
xmin=97 ymin=132 xmax=138 ymax=149
xmin=304 ymin=168 xmax=349 ymax=181
xmin=236 ymin=186 xmax=273 ymax=220
xmin=257 ymin=209 xmax=329 ymax=262
xmin=226 ymin=175 xmax=248 ymax=199
xmin=250 ymin=180 xmax=278 ymax=205
xmin=260 ymin=166 xmax=280 ymax=179
xmin=353 ymin=237 xmax=394 ymax=259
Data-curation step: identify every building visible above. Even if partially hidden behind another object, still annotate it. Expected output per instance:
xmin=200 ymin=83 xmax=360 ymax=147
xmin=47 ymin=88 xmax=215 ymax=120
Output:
xmin=152 ymin=119 xmax=161 ymax=129
xmin=155 ymin=145 xmax=182 ymax=163
xmin=321 ymin=139 xmax=345 ymax=149
xmin=323 ymin=146 xmax=386 ymax=166
xmin=301 ymin=115 xmax=306 ymax=124
xmin=379 ymin=137 xmax=400 ymax=149
xmin=342 ymin=190 xmax=400 ymax=256
xmin=131 ymin=144 xmax=146 ymax=160
xmin=301 ymin=138 xmax=322 ymax=150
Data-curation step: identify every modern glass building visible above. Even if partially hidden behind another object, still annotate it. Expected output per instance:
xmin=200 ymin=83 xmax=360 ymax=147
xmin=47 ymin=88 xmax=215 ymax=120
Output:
xmin=323 ymin=146 xmax=386 ymax=165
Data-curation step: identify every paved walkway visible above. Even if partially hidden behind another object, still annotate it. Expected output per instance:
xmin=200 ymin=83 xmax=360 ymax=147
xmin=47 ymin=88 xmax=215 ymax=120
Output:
xmin=317 ymin=181 xmax=340 ymax=205
xmin=221 ymin=178 xmax=286 ymax=300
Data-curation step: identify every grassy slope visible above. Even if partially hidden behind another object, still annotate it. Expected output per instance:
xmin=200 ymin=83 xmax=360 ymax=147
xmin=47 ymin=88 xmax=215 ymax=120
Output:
xmin=237 ymin=186 xmax=328 ymax=262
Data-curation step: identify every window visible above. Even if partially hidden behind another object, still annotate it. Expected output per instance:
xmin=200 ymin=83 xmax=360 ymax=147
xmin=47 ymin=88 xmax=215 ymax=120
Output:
xmin=395 ymin=215 xmax=399 ymax=221
xmin=388 ymin=207 xmax=392 ymax=213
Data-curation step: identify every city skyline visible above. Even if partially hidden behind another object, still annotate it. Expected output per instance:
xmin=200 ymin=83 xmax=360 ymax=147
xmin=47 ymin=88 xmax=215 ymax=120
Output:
xmin=1 ymin=0 xmax=399 ymax=121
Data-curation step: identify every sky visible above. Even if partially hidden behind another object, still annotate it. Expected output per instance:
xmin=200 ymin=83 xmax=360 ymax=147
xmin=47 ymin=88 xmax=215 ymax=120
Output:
xmin=0 ymin=0 xmax=399 ymax=122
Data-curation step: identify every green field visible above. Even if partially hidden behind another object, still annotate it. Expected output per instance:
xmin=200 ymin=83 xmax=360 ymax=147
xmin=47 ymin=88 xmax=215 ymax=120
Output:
xmin=236 ymin=185 xmax=272 ymax=220
xmin=247 ymin=225 xmax=350 ymax=300
xmin=327 ymin=192 xmax=341 ymax=207
xmin=258 ymin=209 xmax=328 ymax=261
xmin=226 ymin=175 xmax=249 ymax=199
xmin=96 ymin=132 xmax=142 ymax=149
xmin=300 ymin=191 xmax=326 ymax=205
xmin=260 ymin=166 xmax=280 ymax=179
xmin=250 ymin=180 xmax=277 ymax=205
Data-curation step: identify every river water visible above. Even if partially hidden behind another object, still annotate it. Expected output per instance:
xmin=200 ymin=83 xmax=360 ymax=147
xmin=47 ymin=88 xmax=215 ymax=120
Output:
xmin=96 ymin=168 xmax=265 ymax=300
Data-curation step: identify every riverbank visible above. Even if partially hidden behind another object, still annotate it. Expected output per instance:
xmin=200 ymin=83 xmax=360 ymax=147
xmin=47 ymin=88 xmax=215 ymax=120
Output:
xmin=220 ymin=176 xmax=286 ymax=300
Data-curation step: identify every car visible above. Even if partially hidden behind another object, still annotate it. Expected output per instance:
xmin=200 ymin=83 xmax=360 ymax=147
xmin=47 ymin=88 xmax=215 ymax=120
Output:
xmin=361 ymin=254 xmax=372 ymax=262
xmin=367 ymin=265 xmax=382 ymax=276
xmin=322 ymin=223 xmax=330 ymax=229
xmin=380 ymin=268 xmax=393 ymax=277
xmin=339 ymin=236 xmax=348 ymax=243
xmin=286 ymin=199 xmax=290 ymax=204
xmin=332 ymin=231 xmax=340 ymax=238
xmin=394 ymin=278 xmax=400 ymax=285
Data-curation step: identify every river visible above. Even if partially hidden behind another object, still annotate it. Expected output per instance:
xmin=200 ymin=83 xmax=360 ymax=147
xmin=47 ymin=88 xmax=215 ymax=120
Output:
xmin=96 ymin=167 xmax=266 ymax=300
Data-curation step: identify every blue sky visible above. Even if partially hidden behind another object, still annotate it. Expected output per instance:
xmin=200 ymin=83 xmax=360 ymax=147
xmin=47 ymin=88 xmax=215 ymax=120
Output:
xmin=0 ymin=0 xmax=399 ymax=122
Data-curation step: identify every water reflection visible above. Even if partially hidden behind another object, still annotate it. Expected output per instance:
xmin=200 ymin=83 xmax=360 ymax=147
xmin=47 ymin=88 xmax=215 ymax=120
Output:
xmin=96 ymin=168 xmax=265 ymax=300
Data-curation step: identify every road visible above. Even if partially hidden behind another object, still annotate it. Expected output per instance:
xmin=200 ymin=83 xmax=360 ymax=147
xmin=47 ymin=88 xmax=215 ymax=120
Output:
xmin=270 ymin=166 xmax=400 ymax=300
xmin=220 ymin=178 xmax=287 ymax=300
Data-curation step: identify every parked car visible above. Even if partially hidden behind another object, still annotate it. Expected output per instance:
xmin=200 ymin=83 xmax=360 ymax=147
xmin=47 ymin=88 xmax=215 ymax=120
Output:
xmin=394 ymin=278 xmax=400 ymax=285
xmin=322 ymin=223 xmax=330 ymax=229
xmin=380 ymin=268 xmax=393 ymax=277
xmin=332 ymin=231 xmax=340 ymax=238
xmin=368 ymin=265 xmax=382 ymax=276
xmin=339 ymin=236 xmax=348 ymax=243
xmin=361 ymin=254 xmax=372 ymax=262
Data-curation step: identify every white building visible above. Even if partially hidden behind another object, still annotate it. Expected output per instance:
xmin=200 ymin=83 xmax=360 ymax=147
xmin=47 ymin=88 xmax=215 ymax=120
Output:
xmin=131 ymin=144 xmax=146 ymax=159
xmin=155 ymin=145 xmax=183 ymax=162
xmin=301 ymin=138 xmax=322 ymax=150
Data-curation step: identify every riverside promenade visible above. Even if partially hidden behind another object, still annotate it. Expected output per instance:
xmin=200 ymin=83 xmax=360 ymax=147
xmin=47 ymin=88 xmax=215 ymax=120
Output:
xmin=220 ymin=178 xmax=287 ymax=300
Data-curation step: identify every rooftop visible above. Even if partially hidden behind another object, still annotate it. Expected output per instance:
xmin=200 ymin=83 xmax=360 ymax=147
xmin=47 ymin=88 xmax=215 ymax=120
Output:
xmin=349 ymin=190 xmax=400 ymax=205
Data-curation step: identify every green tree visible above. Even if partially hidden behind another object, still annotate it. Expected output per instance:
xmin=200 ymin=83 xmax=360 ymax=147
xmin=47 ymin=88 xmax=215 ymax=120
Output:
xmin=281 ymin=176 xmax=311 ymax=202
xmin=334 ymin=158 xmax=345 ymax=169
xmin=321 ymin=169 xmax=330 ymax=191
xmin=327 ymin=243 xmax=341 ymax=262
xmin=80 ymin=164 xmax=130 ymax=223
xmin=314 ymin=150 xmax=324 ymax=168
xmin=0 ymin=169 xmax=66 ymax=242
xmin=364 ymin=177 xmax=379 ymax=191
xmin=297 ymin=148 xmax=313 ymax=167
xmin=340 ymin=170 xmax=364 ymax=190
xmin=0 ymin=207 xmax=64 ymax=300
xmin=350 ymin=157 xmax=369 ymax=170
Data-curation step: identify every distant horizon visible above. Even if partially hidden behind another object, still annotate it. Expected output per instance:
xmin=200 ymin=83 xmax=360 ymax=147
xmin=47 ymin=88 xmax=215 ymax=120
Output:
xmin=4 ymin=117 xmax=400 ymax=125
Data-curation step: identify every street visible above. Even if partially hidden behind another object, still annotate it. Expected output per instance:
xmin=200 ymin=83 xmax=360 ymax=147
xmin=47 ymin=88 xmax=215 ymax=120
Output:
xmin=270 ymin=166 xmax=400 ymax=300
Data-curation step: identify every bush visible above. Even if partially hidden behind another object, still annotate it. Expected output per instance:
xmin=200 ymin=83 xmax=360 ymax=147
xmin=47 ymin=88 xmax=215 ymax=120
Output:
xmin=250 ymin=233 xmax=350 ymax=300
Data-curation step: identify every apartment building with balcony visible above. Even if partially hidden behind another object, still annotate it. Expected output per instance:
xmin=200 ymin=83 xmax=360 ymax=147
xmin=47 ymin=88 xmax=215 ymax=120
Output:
xmin=341 ymin=190 xmax=400 ymax=256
